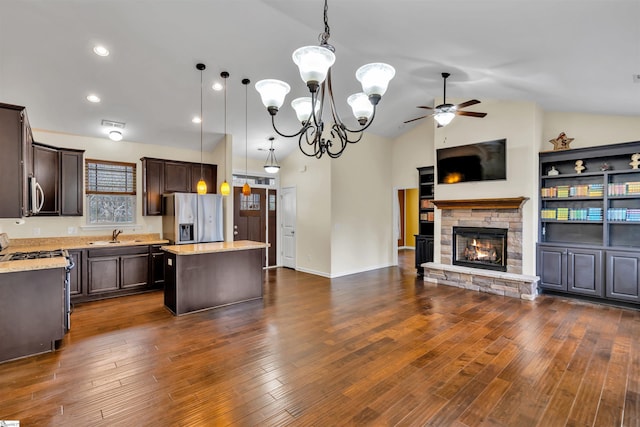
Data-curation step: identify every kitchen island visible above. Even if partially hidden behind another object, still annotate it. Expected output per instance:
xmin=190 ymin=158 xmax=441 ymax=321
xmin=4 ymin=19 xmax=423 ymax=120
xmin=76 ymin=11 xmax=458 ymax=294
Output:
xmin=161 ymin=240 xmax=268 ymax=315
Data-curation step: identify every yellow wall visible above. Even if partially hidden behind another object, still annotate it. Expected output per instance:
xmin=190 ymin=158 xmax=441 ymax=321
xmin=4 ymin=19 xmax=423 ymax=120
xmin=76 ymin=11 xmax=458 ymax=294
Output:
xmin=405 ymin=188 xmax=418 ymax=247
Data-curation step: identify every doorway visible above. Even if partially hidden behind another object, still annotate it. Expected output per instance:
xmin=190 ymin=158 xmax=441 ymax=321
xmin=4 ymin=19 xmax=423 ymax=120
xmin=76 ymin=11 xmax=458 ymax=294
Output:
xmin=395 ymin=188 xmax=418 ymax=250
xmin=280 ymin=186 xmax=296 ymax=269
xmin=233 ymin=187 xmax=278 ymax=267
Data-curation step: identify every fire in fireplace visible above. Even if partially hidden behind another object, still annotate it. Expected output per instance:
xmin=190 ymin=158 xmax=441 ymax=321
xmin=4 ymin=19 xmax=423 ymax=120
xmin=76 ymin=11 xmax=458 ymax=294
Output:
xmin=452 ymin=226 xmax=507 ymax=272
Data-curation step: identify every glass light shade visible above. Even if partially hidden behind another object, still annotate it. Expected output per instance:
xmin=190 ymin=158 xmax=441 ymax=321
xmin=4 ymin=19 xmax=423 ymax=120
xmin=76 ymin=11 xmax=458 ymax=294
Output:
xmin=220 ymin=180 xmax=230 ymax=196
xmin=434 ymin=111 xmax=456 ymax=126
xmin=292 ymin=46 xmax=336 ymax=85
xmin=196 ymin=179 xmax=207 ymax=195
xmin=255 ymin=79 xmax=291 ymax=109
xmin=291 ymin=97 xmax=320 ymax=123
xmin=355 ymin=63 xmax=396 ymax=97
xmin=264 ymin=165 xmax=280 ymax=174
xmin=108 ymin=130 xmax=123 ymax=141
xmin=242 ymin=182 xmax=251 ymax=196
xmin=347 ymin=93 xmax=374 ymax=121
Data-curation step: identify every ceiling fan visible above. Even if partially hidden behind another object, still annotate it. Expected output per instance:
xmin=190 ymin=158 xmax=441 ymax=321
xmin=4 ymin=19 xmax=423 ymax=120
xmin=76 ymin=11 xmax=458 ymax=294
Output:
xmin=404 ymin=72 xmax=487 ymax=127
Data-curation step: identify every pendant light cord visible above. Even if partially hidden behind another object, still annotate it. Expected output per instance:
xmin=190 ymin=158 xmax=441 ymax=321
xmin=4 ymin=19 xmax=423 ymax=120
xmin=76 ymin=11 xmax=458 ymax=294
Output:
xmin=200 ymin=66 xmax=204 ymax=180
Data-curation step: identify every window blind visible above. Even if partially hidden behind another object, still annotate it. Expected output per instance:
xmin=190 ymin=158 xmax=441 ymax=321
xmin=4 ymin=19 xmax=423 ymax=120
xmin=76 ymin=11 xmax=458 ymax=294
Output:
xmin=85 ymin=159 xmax=136 ymax=195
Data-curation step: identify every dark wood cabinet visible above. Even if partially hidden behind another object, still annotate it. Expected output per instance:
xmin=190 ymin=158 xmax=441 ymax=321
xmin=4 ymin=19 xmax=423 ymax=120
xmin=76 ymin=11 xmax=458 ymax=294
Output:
xmin=141 ymin=157 xmax=217 ymax=216
xmin=164 ymin=161 xmax=191 ymax=193
xmin=415 ymin=166 xmax=435 ymax=275
xmin=67 ymin=249 xmax=83 ymax=296
xmin=59 ymin=149 xmax=84 ymax=216
xmin=605 ymin=250 xmax=640 ymax=303
xmin=150 ymin=245 xmax=165 ymax=287
xmin=32 ymin=143 xmax=60 ymax=215
xmin=538 ymin=140 xmax=640 ymax=305
xmin=0 ymin=102 xmax=31 ymax=218
xmin=86 ymin=246 xmax=149 ymax=296
xmin=142 ymin=158 xmax=164 ymax=216
xmin=415 ymin=235 xmax=434 ymax=276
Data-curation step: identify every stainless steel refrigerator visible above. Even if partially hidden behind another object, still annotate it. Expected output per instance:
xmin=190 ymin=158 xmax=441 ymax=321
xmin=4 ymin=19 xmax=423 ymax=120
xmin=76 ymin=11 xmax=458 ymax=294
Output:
xmin=162 ymin=193 xmax=224 ymax=244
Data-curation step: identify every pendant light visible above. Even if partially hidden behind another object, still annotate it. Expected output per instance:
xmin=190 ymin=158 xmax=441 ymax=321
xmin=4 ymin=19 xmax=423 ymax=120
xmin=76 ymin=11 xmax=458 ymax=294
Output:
xmin=219 ymin=71 xmax=231 ymax=196
xmin=264 ymin=137 xmax=280 ymax=174
xmin=242 ymin=78 xmax=251 ymax=196
xmin=195 ymin=63 xmax=208 ymax=195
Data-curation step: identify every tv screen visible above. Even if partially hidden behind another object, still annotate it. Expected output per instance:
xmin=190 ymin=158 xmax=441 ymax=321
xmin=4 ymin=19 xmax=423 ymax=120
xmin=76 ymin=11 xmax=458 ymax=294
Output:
xmin=436 ymin=138 xmax=507 ymax=184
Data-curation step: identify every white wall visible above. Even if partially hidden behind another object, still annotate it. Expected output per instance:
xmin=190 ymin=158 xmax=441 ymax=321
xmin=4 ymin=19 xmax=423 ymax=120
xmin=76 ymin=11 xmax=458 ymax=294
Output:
xmin=331 ymin=132 xmax=394 ymax=276
xmin=392 ymin=119 xmax=435 ymax=189
xmin=280 ymin=148 xmax=332 ymax=275
xmin=0 ymin=130 xmax=228 ymax=239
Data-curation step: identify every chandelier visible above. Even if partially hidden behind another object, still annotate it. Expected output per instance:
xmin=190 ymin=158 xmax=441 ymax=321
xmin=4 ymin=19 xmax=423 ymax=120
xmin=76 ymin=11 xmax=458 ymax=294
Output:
xmin=255 ymin=0 xmax=395 ymax=159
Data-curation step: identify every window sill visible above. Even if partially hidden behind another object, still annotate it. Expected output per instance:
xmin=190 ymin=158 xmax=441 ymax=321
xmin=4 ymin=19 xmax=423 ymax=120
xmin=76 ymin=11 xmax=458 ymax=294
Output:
xmin=80 ymin=224 xmax=143 ymax=232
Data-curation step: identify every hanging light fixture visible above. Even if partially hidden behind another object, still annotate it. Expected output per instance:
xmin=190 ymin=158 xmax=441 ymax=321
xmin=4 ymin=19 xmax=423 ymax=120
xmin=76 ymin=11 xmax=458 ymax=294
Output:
xmin=195 ymin=63 xmax=208 ymax=195
xmin=219 ymin=71 xmax=231 ymax=196
xmin=264 ymin=137 xmax=280 ymax=174
xmin=242 ymin=78 xmax=251 ymax=196
xmin=255 ymin=0 xmax=395 ymax=159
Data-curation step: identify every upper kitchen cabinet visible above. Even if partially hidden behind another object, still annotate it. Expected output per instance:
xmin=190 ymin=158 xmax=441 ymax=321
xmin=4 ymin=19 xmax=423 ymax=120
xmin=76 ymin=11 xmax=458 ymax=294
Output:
xmin=32 ymin=143 xmax=60 ymax=215
xmin=32 ymin=143 xmax=84 ymax=217
xmin=0 ymin=102 xmax=32 ymax=218
xmin=141 ymin=157 xmax=217 ymax=216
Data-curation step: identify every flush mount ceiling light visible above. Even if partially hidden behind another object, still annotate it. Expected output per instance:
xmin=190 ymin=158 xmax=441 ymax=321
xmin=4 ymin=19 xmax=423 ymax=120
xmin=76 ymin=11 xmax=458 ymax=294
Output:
xmin=93 ymin=45 xmax=109 ymax=57
xmin=102 ymin=119 xmax=125 ymax=141
xmin=86 ymin=94 xmax=101 ymax=103
xmin=255 ymin=0 xmax=395 ymax=159
xmin=264 ymin=137 xmax=280 ymax=174
xmin=108 ymin=130 xmax=123 ymax=141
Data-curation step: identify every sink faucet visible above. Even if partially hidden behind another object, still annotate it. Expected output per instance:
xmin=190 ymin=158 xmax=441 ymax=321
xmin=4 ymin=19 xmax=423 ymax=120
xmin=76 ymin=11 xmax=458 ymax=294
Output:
xmin=112 ymin=229 xmax=123 ymax=242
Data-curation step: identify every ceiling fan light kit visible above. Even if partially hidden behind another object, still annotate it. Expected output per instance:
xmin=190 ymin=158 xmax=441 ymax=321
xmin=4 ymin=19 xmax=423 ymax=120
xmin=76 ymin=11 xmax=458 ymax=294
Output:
xmin=255 ymin=0 xmax=395 ymax=159
xmin=404 ymin=72 xmax=487 ymax=127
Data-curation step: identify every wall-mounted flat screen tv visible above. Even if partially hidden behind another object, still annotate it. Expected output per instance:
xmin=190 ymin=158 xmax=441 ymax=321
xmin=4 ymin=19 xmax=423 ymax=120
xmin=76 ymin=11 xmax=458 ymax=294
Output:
xmin=436 ymin=138 xmax=507 ymax=184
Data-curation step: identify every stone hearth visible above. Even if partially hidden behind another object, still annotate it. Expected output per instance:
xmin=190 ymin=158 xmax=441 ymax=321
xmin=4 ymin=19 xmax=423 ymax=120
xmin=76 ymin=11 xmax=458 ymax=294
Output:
xmin=422 ymin=197 xmax=540 ymax=300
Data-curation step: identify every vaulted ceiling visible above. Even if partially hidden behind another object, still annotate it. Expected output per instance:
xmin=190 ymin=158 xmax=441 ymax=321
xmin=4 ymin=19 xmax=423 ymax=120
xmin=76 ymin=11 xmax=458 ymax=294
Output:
xmin=2 ymin=1 xmax=638 ymax=160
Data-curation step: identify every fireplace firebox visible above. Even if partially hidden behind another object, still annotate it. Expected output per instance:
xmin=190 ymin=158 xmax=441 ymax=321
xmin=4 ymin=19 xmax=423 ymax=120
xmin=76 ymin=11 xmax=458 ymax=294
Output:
xmin=452 ymin=226 xmax=507 ymax=272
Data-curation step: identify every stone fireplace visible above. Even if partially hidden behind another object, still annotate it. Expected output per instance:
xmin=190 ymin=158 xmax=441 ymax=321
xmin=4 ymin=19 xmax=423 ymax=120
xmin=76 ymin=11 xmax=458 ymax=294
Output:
xmin=422 ymin=197 xmax=539 ymax=300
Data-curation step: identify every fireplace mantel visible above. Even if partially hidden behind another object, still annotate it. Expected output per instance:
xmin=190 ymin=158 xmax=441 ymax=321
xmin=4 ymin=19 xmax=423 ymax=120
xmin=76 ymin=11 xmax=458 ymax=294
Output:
xmin=432 ymin=197 xmax=529 ymax=210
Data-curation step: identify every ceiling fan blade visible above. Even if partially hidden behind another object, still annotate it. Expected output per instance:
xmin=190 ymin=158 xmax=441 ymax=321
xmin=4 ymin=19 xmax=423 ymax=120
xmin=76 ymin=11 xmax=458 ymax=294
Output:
xmin=455 ymin=99 xmax=481 ymax=109
xmin=456 ymin=110 xmax=487 ymax=118
xmin=404 ymin=115 xmax=431 ymax=124
xmin=417 ymin=106 xmax=434 ymax=110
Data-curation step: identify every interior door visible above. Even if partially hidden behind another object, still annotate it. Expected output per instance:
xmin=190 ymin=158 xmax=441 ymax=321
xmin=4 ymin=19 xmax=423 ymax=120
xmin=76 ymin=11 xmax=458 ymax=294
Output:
xmin=281 ymin=186 xmax=296 ymax=269
xmin=397 ymin=189 xmax=405 ymax=247
xmin=233 ymin=187 xmax=265 ymax=243
xmin=267 ymin=189 xmax=277 ymax=266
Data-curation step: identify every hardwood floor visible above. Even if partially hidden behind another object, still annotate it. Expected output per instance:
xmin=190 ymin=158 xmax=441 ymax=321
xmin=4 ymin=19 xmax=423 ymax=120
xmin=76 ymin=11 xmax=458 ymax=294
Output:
xmin=1 ymin=249 xmax=639 ymax=426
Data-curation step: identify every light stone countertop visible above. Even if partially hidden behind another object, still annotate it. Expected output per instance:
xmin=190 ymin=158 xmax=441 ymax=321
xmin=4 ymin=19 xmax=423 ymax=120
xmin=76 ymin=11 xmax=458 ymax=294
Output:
xmin=0 ymin=234 xmax=168 ymax=274
xmin=161 ymin=240 xmax=269 ymax=255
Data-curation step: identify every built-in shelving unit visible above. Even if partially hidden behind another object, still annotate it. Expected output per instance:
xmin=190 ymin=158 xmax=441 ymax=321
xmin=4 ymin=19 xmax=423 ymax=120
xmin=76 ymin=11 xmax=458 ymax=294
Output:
xmin=415 ymin=166 xmax=435 ymax=275
xmin=537 ymin=140 xmax=640 ymax=304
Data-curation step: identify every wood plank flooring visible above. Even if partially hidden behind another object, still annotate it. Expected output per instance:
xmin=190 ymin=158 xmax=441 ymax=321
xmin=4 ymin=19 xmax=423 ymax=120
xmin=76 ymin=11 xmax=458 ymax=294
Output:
xmin=1 ymin=250 xmax=639 ymax=426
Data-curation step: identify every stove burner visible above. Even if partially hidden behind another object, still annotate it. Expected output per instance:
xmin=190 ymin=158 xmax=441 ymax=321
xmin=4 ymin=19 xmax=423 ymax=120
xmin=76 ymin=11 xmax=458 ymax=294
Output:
xmin=2 ymin=249 xmax=67 ymax=261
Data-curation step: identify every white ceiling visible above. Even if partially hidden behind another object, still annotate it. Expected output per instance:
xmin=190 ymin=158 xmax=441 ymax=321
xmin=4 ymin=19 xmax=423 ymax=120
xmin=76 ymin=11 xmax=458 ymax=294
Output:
xmin=1 ymin=0 xmax=639 ymax=161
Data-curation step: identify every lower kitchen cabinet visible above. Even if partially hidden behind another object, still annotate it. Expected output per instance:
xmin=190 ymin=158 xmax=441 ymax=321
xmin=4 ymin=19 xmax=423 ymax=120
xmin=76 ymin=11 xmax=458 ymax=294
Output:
xmin=83 ymin=245 xmax=151 ymax=299
xmin=149 ymin=245 xmax=165 ymax=287
xmin=606 ymin=250 xmax=640 ymax=303
xmin=67 ymin=249 xmax=83 ymax=296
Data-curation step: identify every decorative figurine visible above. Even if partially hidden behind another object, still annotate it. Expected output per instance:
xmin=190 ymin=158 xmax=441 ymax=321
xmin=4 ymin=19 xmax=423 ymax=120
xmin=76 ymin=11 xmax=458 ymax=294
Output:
xmin=574 ymin=160 xmax=585 ymax=174
xmin=600 ymin=163 xmax=611 ymax=171
xmin=630 ymin=153 xmax=640 ymax=169
xmin=548 ymin=166 xmax=560 ymax=176
xmin=549 ymin=132 xmax=574 ymax=151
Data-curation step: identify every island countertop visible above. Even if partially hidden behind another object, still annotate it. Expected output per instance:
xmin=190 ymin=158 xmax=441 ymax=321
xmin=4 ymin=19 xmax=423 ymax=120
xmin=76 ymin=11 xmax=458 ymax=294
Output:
xmin=161 ymin=240 xmax=268 ymax=255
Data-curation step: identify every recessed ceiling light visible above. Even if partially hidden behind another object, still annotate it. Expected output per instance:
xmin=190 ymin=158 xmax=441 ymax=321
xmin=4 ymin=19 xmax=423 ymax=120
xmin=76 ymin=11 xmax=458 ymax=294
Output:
xmin=86 ymin=94 xmax=101 ymax=103
xmin=192 ymin=116 xmax=202 ymax=124
xmin=212 ymin=82 xmax=223 ymax=91
xmin=93 ymin=45 xmax=109 ymax=57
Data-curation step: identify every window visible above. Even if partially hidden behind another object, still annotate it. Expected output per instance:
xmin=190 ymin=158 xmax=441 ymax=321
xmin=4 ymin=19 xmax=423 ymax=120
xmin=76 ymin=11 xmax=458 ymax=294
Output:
xmin=85 ymin=159 xmax=136 ymax=224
